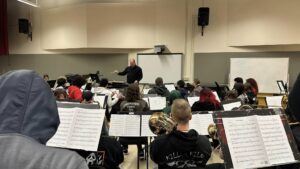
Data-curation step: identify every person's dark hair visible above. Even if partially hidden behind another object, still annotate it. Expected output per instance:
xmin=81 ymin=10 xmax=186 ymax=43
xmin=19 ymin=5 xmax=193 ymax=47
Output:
xmin=233 ymin=83 xmax=244 ymax=96
xmin=194 ymin=79 xmax=200 ymax=85
xmin=82 ymin=91 xmax=94 ymax=102
xmin=224 ymin=90 xmax=238 ymax=100
xmin=177 ymin=80 xmax=185 ymax=88
xmin=71 ymin=75 xmax=86 ymax=88
xmin=54 ymin=88 xmax=67 ymax=100
xmin=246 ymin=78 xmax=259 ymax=93
xmin=100 ymin=78 xmax=109 ymax=87
xmin=125 ymin=84 xmax=140 ymax=102
xmin=234 ymin=77 xmax=243 ymax=84
xmin=56 ymin=78 xmax=66 ymax=87
xmin=155 ymin=77 xmax=163 ymax=86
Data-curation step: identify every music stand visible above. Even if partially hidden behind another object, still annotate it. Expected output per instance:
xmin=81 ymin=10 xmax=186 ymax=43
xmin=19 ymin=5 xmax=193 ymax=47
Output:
xmin=89 ymin=74 xmax=100 ymax=83
xmin=47 ymin=80 xmax=56 ymax=88
xmin=277 ymin=80 xmax=286 ymax=93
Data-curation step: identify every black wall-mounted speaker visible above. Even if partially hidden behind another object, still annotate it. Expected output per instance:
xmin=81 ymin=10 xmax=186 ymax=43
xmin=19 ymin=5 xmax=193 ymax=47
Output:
xmin=198 ymin=7 xmax=209 ymax=26
xmin=18 ymin=18 xmax=29 ymax=34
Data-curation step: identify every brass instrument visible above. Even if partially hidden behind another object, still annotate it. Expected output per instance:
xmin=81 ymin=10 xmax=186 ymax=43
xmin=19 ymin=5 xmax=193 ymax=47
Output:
xmin=281 ymin=94 xmax=288 ymax=109
xmin=149 ymin=112 xmax=176 ymax=135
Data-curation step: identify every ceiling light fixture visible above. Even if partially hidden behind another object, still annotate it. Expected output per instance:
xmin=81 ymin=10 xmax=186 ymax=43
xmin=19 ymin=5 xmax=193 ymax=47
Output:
xmin=17 ymin=0 xmax=39 ymax=7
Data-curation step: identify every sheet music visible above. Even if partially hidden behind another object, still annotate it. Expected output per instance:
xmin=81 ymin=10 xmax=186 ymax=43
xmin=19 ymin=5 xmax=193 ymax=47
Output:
xmin=189 ymin=114 xmax=214 ymax=135
xmin=141 ymin=115 xmax=156 ymax=137
xmin=165 ymin=84 xmax=176 ymax=92
xmin=149 ymin=97 xmax=166 ymax=110
xmin=223 ymin=116 xmax=269 ymax=169
xmin=187 ymin=97 xmax=199 ymax=106
xmin=212 ymin=91 xmax=221 ymax=102
xmin=266 ymin=96 xmax=283 ymax=108
xmin=223 ymin=101 xmax=241 ymax=111
xmin=257 ymin=115 xmax=295 ymax=165
xmin=109 ymin=114 xmax=141 ymax=137
xmin=94 ymin=95 xmax=106 ymax=108
xmin=47 ymin=108 xmax=105 ymax=151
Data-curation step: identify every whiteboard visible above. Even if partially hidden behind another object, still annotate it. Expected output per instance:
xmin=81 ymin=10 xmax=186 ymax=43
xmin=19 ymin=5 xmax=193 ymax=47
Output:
xmin=137 ymin=53 xmax=182 ymax=84
xmin=229 ymin=58 xmax=289 ymax=93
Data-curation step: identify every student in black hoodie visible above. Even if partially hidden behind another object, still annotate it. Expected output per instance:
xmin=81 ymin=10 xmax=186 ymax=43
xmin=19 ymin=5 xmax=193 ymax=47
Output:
xmin=148 ymin=77 xmax=170 ymax=98
xmin=150 ymin=99 xmax=212 ymax=169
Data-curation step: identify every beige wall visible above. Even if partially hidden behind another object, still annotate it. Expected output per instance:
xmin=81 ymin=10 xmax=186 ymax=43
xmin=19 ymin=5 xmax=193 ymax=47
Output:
xmin=7 ymin=0 xmax=300 ymax=81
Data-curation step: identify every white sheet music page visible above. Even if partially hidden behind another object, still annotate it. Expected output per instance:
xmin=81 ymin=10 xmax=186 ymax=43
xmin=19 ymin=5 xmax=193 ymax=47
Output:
xmin=257 ymin=115 xmax=295 ymax=165
xmin=47 ymin=108 xmax=75 ymax=148
xmin=109 ymin=114 xmax=141 ymax=137
xmin=189 ymin=114 xmax=214 ymax=135
xmin=94 ymin=95 xmax=106 ymax=108
xmin=165 ymin=84 xmax=176 ymax=92
xmin=149 ymin=97 xmax=166 ymax=110
xmin=187 ymin=97 xmax=199 ymax=106
xmin=141 ymin=115 xmax=156 ymax=137
xmin=266 ymin=96 xmax=283 ymax=108
xmin=143 ymin=88 xmax=151 ymax=95
xmin=223 ymin=116 xmax=269 ymax=169
xmin=68 ymin=108 xmax=105 ymax=151
xmin=223 ymin=101 xmax=241 ymax=111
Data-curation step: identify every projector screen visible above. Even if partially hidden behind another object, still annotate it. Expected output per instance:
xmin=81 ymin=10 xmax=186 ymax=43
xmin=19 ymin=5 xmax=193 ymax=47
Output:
xmin=137 ymin=53 xmax=182 ymax=84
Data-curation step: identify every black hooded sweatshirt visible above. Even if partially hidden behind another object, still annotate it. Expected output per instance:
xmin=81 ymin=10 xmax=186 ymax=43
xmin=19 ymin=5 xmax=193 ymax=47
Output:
xmin=150 ymin=129 xmax=211 ymax=169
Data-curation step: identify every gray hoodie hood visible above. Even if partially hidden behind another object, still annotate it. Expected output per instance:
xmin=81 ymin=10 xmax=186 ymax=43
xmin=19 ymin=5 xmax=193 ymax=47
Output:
xmin=0 ymin=70 xmax=60 ymax=144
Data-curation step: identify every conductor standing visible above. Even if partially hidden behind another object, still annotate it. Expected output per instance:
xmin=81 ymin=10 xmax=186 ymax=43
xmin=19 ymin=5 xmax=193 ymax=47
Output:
xmin=114 ymin=58 xmax=143 ymax=84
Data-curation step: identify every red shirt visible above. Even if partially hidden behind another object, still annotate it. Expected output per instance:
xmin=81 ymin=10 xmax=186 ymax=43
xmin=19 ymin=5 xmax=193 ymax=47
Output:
xmin=68 ymin=86 xmax=82 ymax=101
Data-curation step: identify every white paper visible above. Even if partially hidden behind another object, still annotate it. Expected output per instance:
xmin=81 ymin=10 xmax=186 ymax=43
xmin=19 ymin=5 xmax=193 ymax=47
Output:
xmin=143 ymin=88 xmax=151 ymax=95
xmin=141 ymin=115 xmax=156 ymax=137
xmin=149 ymin=97 xmax=166 ymax=110
xmin=94 ymin=95 xmax=107 ymax=108
xmin=109 ymin=114 xmax=141 ymax=137
xmin=165 ymin=84 xmax=176 ymax=92
xmin=189 ymin=114 xmax=214 ymax=135
xmin=47 ymin=108 xmax=105 ymax=151
xmin=212 ymin=91 xmax=221 ymax=102
xmin=257 ymin=115 xmax=295 ymax=165
xmin=266 ymin=96 xmax=283 ymax=108
xmin=187 ymin=97 xmax=199 ymax=106
xmin=222 ymin=101 xmax=241 ymax=111
xmin=223 ymin=116 xmax=269 ymax=169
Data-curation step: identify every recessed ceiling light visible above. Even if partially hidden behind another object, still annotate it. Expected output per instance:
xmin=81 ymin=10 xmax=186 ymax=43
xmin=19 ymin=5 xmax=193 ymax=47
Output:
xmin=17 ymin=0 xmax=39 ymax=7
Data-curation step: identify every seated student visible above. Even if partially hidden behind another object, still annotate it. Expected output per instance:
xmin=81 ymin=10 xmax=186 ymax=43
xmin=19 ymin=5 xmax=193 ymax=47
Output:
xmin=177 ymin=80 xmax=188 ymax=98
xmin=191 ymin=88 xmax=221 ymax=111
xmin=0 ymin=70 xmax=88 ymax=169
xmin=54 ymin=88 xmax=68 ymax=100
xmin=244 ymin=82 xmax=257 ymax=104
xmin=150 ymin=99 xmax=212 ymax=169
xmin=120 ymin=83 xmax=149 ymax=112
xmin=191 ymin=78 xmax=203 ymax=96
xmin=246 ymin=78 xmax=259 ymax=96
xmin=148 ymin=77 xmax=170 ymax=98
xmin=162 ymin=90 xmax=182 ymax=115
xmin=81 ymin=90 xmax=94 ymax=104
xmin=55 ymin=76 xmax=67 ymax=89
xmin=43 ymin=74 xmax=49 ymax=81
xmin=95 ymin=78 xmax=122 ymax=113
xmin=119 ymin=84 xmax=149 ymax=157
xmin=68 ymin=75 xmax=86 ymax=101
xmin=233 ymin=83 xmax=248 ymax=104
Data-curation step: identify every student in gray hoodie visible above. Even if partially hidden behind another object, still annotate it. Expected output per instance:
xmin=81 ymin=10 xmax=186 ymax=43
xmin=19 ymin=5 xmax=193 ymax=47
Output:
xmin=0 ymin=70 xmax=89 ymax=169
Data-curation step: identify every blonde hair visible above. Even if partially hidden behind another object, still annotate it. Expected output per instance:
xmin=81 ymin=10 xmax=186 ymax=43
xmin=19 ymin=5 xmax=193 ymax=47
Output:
xmin=171 ymin=99 xmax=191 ymax=124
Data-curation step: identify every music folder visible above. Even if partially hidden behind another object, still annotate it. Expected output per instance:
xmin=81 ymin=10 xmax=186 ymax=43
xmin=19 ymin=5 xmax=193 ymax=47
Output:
xmin=109 ymin=112 xmax=156 ymax=137
xmin=213 ymin=109 xmax=300 ymax=169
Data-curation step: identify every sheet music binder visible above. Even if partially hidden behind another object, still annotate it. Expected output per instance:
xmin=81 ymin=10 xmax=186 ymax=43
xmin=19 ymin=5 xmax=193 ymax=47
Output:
xmin=213 ymin=109 xmax=300 ymax=169
xmin=47 ymin=101 xmax=106 ymax=151
xmin=109 ymin=112 xmax=156 ymax=137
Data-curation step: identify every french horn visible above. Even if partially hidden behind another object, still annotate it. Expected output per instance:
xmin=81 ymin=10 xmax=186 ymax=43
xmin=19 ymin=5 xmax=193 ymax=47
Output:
xmin=149 ymin=112 xmax=176 ymax=135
